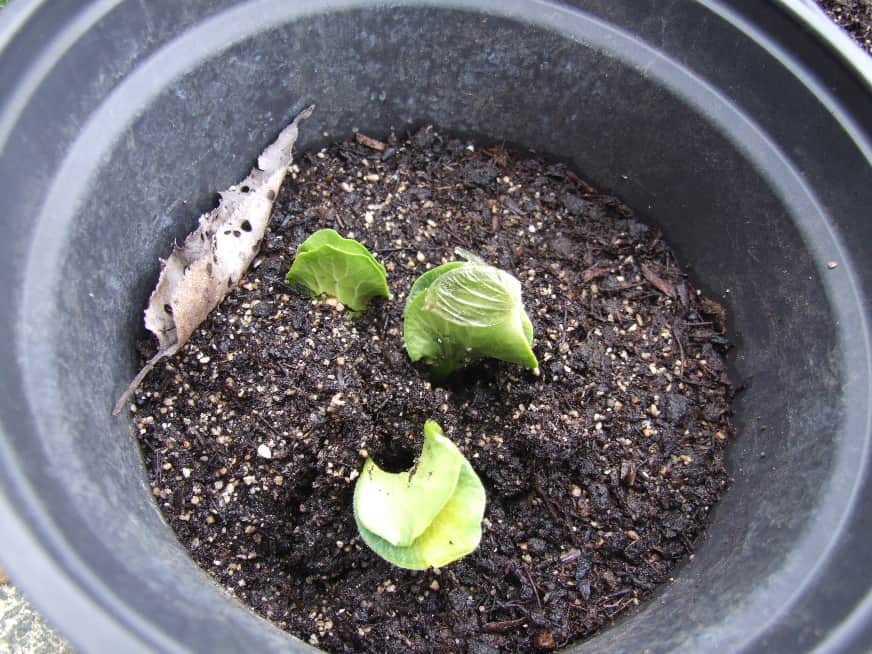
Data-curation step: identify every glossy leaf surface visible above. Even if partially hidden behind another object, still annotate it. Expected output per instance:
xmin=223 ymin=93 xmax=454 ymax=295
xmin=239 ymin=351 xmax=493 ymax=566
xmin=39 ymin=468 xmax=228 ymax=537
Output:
xmin=403 ymin=260 xmax=537 ymax=378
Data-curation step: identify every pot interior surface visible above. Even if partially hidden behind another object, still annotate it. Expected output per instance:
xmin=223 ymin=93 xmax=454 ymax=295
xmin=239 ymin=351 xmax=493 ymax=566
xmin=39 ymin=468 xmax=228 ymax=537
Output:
xmin=1 ymin=1 xmax=871 ymax=653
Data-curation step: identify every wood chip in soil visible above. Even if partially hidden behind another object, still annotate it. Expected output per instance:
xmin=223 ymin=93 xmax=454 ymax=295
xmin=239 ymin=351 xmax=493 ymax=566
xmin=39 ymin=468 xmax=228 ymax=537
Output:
xmin=131 ymin=128 xmax=736 ymax=653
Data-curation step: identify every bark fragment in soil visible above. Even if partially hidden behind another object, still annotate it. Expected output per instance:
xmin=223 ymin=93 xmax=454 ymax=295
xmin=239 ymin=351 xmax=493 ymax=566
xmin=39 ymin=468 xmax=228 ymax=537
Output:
xmin=132 ymin=128 xmax=735 ymax=653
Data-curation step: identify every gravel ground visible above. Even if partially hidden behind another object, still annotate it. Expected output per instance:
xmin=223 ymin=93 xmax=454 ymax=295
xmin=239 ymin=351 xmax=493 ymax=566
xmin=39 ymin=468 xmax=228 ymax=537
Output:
xmin=0 ymin=586 xmax=74 ymax=654
xmin=1 ymin=2 xmax=870 ymax=653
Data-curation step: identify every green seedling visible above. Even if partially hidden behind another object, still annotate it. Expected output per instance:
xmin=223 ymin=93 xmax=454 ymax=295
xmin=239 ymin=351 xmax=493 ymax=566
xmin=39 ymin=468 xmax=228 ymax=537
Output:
xmin=353 ymin=420 xmax=486 ymax=570
xmin=403 ymin=253 xmax=538 ymax=379
xmin=286 ymin=229 xmax=389 ymax=312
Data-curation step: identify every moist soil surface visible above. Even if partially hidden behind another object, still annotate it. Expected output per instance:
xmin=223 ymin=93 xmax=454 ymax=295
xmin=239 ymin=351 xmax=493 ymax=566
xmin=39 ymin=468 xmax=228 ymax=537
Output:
xmin=132 ymin=128 xmax=735 ymax=653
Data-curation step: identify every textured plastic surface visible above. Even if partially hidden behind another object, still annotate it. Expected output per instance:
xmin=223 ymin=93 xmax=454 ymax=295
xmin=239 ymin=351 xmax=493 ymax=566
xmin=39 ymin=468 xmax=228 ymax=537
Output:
xmin=0 ymin=1 xmax=871 ymax=652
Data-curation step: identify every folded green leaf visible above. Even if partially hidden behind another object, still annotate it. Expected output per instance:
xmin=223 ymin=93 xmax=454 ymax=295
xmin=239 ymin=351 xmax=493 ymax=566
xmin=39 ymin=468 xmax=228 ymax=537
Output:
xmin=353 ymin=420 xmax=486 ymax=570
xmin=406 ymin=261 xmax=466 ymax=306
xmin=286 ymin=229 xmax=389 ymax=312
xmin=403 ymin=258 xmax=537 ymax=379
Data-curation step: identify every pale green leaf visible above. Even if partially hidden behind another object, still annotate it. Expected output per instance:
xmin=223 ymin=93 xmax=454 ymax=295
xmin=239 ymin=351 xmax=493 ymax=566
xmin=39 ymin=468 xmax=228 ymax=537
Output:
xmin=424 ymin=264 xmax=519 ymax=328
xmin=406 ymin=261 xmax=465 ymax=306
xmin=410 ymin=460 xmax=486 ymax=568
xmin=353 ymin=422 xmax=463 ymax=547
xmin=353 ymin=421 xmax=486 ymax=570
xmin=286 ymin=229 xmax=389 ymax=312
xmin=403 ymin=260 xmax=538 ymax=378
xmin=297 ymin=229 xmax=386 ymax=275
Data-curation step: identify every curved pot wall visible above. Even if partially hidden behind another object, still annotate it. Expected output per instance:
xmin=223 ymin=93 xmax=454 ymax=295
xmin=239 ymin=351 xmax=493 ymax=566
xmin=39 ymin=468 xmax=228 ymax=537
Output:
xmin=1 ymin=1 xmax=871 ymax=652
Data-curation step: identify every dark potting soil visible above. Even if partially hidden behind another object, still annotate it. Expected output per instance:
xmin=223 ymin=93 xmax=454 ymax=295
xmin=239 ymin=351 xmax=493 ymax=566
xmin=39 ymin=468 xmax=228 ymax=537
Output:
xmin=132 ymin=128 xmax=735 ymax=653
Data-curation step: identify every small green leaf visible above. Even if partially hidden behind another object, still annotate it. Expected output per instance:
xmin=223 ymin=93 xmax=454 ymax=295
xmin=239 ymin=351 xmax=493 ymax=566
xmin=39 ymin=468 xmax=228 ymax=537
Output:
xmin=354 ymin=422 xmax=463 ymax=547
xmin=403 ymin=259 xmax=538 ymax=379
xmin=425 ymin=265 xmax=518 ymax=327
xmin=353 ymin=421 xmax=486 ymax=570
xmin=410 ymin=460 xmax=487 ymax=567
xmin=286 ymin=229 xmax=389 ymax=312
xmin=406 ymin=261 xmax=466 ymax=306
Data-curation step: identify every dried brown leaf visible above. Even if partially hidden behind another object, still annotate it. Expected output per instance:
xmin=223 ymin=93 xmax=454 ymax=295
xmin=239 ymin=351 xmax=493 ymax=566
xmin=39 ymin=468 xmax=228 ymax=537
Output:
xmin=354 ymin=132 xmax=386 ymax=152
xmin=641 ymin=264 xmax=676 ymax=299
xmin=113 ymin=106 xmax=314 ymax=415
xmin=676 ymin=281 xmax=690 ymax=306
xmin=581 ymin=262 xmax=610 ymax=283
xmin=503 ymin=196 xmax=525 ymax=216
xmin=699 ymin=296 xmax=728 ymax=333
xmin=483 ymin=618 xmax=527 ymax=634
xmin=620 ymin=460 xmax=637 ymax=487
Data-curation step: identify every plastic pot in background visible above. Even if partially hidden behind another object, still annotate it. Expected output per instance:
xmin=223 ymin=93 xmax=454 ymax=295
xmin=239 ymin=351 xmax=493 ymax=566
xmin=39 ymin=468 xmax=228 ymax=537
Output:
xmin=1 ymin=1 xmax=871 ymax=652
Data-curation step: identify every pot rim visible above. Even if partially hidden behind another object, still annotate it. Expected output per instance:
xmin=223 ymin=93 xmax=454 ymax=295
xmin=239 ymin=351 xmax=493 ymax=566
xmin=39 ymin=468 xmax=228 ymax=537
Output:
xmin=1 ymin=2 xmax=870 ymax=653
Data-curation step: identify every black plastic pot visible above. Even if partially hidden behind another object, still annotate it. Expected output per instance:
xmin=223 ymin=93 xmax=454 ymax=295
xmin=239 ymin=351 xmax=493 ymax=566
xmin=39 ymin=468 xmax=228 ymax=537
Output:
xmin=1 ymin=0 xmax=871 ymax=652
